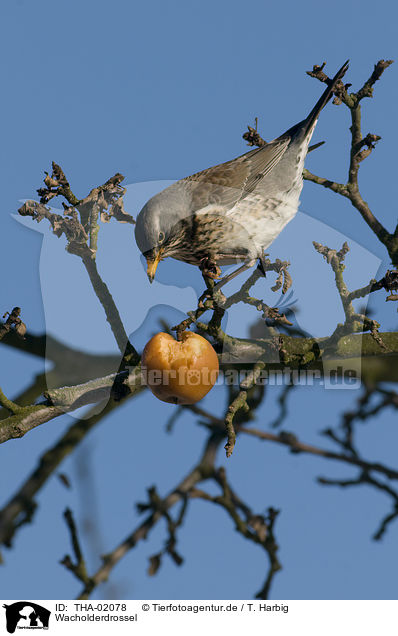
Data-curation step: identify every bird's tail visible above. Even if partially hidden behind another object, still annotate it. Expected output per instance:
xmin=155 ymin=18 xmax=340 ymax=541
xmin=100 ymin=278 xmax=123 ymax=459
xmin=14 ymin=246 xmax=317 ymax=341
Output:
xmin=283 ymin=60 xmax=349 ymax=140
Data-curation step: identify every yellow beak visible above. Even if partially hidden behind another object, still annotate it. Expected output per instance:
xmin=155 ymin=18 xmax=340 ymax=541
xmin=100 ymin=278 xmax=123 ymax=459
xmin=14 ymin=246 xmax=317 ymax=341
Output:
xmin=146 ymin=248 xmax=163 ymax=283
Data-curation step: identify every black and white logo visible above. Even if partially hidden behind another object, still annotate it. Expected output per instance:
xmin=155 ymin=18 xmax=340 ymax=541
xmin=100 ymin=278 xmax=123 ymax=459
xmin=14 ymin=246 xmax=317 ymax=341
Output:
xmin=3 ymin=602 xmax=50 ymax=633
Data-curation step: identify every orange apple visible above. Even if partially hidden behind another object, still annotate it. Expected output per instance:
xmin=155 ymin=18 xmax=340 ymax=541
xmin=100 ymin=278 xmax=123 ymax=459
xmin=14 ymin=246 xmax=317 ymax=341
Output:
xmin=142 ymin=331 xmax=219 ymax=404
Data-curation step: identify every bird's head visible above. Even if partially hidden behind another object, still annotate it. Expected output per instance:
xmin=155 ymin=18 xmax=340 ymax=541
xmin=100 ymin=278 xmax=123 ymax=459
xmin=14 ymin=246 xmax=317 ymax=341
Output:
xmin=135 ymin=189 xmax=187 ymax=283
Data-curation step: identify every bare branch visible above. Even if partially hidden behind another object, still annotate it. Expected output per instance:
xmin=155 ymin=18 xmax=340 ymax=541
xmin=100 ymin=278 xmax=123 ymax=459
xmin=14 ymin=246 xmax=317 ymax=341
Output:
xmin=0 ymin=397 xmax=125 ymax=547
xmin=0 ymin=307 xmax=26 ymax=341
xmin=224 ymin=362 xmax=265 ymax=457
xmin=19 ymin=167 xmax=139 ymax=363
xmin=60 ymin=508 xmax=91 ymax=585
xmin=74 ymin=432 xmax=223 ymax=599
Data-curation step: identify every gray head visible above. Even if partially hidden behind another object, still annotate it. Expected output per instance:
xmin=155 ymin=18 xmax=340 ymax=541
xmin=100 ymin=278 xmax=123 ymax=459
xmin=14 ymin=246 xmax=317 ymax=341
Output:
xmin=135 ymin=183 xmax=191 ymax=282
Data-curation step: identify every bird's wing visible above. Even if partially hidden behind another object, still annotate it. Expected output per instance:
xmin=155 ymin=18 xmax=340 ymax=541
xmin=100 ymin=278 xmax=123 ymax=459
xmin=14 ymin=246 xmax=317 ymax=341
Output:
xmin=182 ymin=138 xmax=290 ymax=212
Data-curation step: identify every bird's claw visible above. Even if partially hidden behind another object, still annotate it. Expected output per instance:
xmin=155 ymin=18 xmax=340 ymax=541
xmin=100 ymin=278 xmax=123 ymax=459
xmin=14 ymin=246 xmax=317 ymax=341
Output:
xmin=199 ymin=257 xmax=221 ymax=280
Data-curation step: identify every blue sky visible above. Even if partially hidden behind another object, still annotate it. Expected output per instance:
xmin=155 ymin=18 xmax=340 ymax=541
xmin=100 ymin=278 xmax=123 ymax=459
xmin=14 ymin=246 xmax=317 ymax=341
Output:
xmin=1 ymin=0 xmax=398 ymax=600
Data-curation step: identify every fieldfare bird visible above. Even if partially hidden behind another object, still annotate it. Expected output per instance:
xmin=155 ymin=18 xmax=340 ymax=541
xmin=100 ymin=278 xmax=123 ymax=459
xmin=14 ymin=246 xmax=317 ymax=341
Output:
xmin=135 ymin=60 xmax=349 ymax=289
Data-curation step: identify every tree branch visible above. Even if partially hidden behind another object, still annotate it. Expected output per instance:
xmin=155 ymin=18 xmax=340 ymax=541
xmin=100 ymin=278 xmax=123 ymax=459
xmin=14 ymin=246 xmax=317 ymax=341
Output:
xmin=72 ymin=432 xmax=224 ymax=599
xmin=0 ymin=397 xmax=126 ymax=548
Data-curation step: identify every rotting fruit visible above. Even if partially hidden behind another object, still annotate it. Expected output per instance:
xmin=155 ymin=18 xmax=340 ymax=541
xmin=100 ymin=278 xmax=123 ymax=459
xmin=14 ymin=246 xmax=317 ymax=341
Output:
xmin=141 ymin=331 xmax=219 ymax=404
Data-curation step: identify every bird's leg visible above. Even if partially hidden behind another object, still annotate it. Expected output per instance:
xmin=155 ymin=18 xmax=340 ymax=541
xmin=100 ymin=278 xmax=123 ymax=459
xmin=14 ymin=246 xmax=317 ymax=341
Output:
xmin=258 ymin=253 xmax=270 ymax=277
xmin=197 ymin=259 xmax=256 ymax=307
xmin=211 ymin=259 xmax=257 ymax=292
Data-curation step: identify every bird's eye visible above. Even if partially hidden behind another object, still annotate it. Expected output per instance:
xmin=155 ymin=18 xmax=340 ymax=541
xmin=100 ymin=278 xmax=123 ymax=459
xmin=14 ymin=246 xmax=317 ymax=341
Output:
xmin=158 ymin=231 xmax=165 ymax=243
